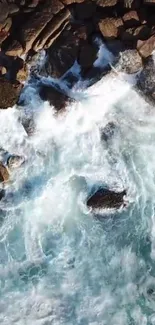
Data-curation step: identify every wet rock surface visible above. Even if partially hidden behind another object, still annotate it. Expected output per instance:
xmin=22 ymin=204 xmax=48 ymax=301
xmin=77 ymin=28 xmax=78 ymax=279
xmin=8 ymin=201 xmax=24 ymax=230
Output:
xmin=39 ymin=83 xmax=73 ymax=112
xmin=87 ymin=188 xmax=127 ymax=210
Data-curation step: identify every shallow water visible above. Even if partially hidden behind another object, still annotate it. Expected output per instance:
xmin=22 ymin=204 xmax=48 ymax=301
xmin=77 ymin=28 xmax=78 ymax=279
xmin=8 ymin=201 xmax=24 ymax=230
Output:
xmin=0 ymin=71 xmax=155 ymax=324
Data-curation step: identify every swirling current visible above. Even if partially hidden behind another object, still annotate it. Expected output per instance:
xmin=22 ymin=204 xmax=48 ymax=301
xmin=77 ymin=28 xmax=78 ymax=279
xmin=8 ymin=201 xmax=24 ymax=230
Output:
xmin=0 ymin=66 xmax=155 ymax=324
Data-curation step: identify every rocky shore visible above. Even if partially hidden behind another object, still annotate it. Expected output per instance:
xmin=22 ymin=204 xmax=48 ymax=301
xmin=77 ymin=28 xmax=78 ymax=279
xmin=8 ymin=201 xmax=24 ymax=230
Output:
xmin=0 ymin=0 xmax=155 ymax=105
xmin=0 ymin=0 xmax=155 ymax=211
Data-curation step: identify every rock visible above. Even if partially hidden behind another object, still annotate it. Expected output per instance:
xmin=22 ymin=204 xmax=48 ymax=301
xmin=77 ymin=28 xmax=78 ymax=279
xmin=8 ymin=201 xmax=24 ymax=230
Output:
xmin=0 ymin=78 xmax=22 ymax=108
xmin=74 ymin=1 xmax=96 ymax=20
xmin=0 ymin=17 xmax=12 ymax=44
xmin=137 ymin=35 xmax=155 ymax=58
xmin=96 ymin=0 xmax=118 ymax=7
xmin=116 ymin=49 xmax=142 ymax=73
xmin=0 ymin=190 xmax=5 ymax=200
xmin=121 ymin=25 xmax=151 ymax=42
xmin=33 ymin=8 xmax=70 ymax=52
xmin=98 ymin=17 xmax=124 ymax=39
xmin=5 ymin=0 xmax=64 ymax=56
xmin=71 ymin=23 xmax=93 ymax=41
xmin=87 ymin=188 xmax=127 ymax=210
xmin=0 ymin=1 xmax=9 ymax=23
xmin=16 ymin=61 xmax=29 ymax=83
xmin=5 ymin=40 xmax=23 ymax=56
xmin=137 ymin=56 xmax=155 ymax=100
xmin=39 ymin=84 xmax=73 ymax=111
xmin=77 ymin=41 xmax=97 ymax=68
xmin=7 ymin=155 xmax=25 ymax=169
xmin=0 ymin=66 xmax=7 ymax=75
xmin=0 ymin=162 xmax=9 ymax=182
xmin=122 ymin=10 xmax=140 ymax=28
xmin=39 ymin=29 xmax=79 ymax=78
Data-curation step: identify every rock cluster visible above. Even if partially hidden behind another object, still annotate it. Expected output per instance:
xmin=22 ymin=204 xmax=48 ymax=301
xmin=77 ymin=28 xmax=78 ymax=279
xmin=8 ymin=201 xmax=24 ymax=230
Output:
xmin=0 ymin=0 xmax=155 ymax=108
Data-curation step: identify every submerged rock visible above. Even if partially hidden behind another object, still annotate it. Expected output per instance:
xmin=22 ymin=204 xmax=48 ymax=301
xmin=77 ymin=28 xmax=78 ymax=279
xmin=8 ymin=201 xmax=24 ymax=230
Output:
xmin=87 ymin=188 xmax=127 ymax=210
xmin=39 ymin=84 xmax=73 ymax=111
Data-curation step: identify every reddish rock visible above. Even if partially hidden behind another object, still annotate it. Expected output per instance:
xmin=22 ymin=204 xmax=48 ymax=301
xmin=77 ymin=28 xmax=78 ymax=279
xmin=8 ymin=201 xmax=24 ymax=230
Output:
xmin=98 ymin=17 xmax=124 ymax=39
xmin=122 ymin=25 xmax=151 ymax=41
xmin=33 ymin=8 xmax=70 ymax=52
xmin=87 ymin=188 xmax=127 ymax=210
xmin=137 ymin=35 xmax=155 ymax=57
xmin=0 ymin=162 xmax=9 ymax=182
xmin=5 ymin=0 xmax=64 ymax=56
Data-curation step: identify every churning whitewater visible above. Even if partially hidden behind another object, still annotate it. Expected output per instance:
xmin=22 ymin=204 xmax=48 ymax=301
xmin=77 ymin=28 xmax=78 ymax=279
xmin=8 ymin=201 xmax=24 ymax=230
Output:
xmin=0 ymin=70 xmax=155 ymax=325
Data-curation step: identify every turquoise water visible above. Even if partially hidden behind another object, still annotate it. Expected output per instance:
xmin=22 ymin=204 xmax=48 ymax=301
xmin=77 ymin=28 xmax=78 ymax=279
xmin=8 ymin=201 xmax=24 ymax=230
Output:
xmin=0 ymin=74 xmax=155 ymax=324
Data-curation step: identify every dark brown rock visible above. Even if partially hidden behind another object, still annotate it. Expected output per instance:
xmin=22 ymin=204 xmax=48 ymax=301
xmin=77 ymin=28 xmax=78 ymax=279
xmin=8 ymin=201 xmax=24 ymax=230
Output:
xmin=0 ymin=162 xmax=9 ymax=182
xmin=74 ymin=1 xmax=96 ymax=20
xmin=122 ymin=10 xmax=140 ymax=28
xmin=40 ymin=29 xmax=79 ymax=78
xmin=77 ymin=41 xmax=97 ymax=68
xmin=87 ymin=188 xmax=127 ymax=210
xmin=98 ymin=17 xmax=124 ymax=39
xmin=0 ymin=78 xmax=22 ymax=108
xmin=122 ymin=25 xmax=151 ymax=42
xmin=39 ymin=84 xmax=73 ymax=111
xmin=137 ymin=35 xmax=155 ymax=57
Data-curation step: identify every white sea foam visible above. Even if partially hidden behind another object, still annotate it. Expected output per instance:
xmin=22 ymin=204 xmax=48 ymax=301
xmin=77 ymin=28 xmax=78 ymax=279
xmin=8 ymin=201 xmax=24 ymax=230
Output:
xmin=0 ymin=67 xmax=154 ymax=324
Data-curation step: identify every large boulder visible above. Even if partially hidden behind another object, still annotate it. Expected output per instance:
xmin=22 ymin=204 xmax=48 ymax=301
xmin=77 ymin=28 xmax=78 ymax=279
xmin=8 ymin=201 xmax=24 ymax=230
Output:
xmin=77 ymin=41 xmax=98 ymax=68
xmin=87 ymin=188 xmax=127 ymax=210
xmin=5 ymin=0 xmax=64 ymax=56
xmin=98 ymin=17 xmax=124 ymax=39
xmin=33 ymin=8 xmax=70 ymax=51
xmin=0 ymin=78 xmax=22 ymax=108
xmin=39 ymin=84 xmax=73 ymax=111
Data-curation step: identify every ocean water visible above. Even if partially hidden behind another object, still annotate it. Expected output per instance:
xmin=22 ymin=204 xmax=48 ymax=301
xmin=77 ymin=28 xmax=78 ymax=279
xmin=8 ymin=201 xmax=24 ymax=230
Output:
xmin=0 ymin=63 xmax=155 ymax=324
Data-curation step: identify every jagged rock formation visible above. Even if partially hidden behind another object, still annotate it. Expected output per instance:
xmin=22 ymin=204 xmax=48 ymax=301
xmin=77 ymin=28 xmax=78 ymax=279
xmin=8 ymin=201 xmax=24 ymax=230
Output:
xmin=0 ymin=0 xmax=155 ymax=107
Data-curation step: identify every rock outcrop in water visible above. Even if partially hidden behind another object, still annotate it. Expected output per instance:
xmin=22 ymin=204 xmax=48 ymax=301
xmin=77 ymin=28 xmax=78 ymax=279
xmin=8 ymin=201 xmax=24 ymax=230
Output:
xmin=87 ymin=188 xmax=127 ymax=210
